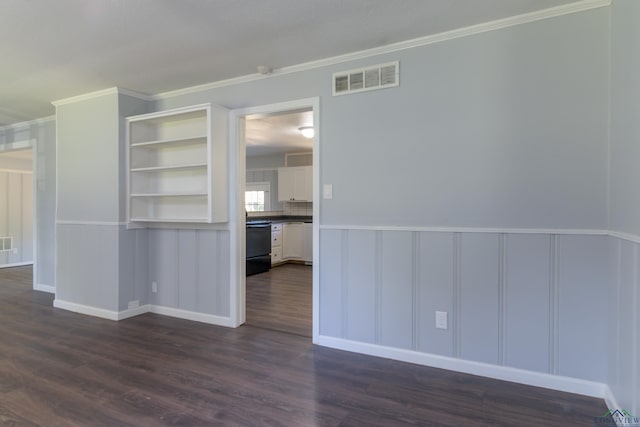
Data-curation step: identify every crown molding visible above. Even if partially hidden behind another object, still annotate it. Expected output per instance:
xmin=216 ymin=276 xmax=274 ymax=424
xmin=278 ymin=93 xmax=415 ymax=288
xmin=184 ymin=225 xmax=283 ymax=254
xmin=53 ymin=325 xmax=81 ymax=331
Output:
xmin=0 ymin=116 xmax=55 ymax=132
xmin=154 ymin=0 xmax=611 ymax=100
xmin=52 ymin=87 xmax=153 ymax=107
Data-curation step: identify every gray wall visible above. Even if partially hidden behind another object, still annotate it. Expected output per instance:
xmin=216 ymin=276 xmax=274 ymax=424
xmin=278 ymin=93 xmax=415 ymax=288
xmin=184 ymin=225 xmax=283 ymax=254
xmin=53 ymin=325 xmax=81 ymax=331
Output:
xmin=608 ymin=0 xmax=640 ymax=414
xmin=153 ymin=6 xmax=611 ymax=386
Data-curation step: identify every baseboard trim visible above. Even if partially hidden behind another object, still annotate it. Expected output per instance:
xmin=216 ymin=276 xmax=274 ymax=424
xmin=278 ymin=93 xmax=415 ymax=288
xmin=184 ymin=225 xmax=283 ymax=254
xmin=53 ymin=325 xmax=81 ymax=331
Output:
xmin=148 ymin=305 xmax=235 ymax=327
xmin=603 ymin=386 xmax=624 ymax=426
xmin=53 ymin=299 xmax=119 ymax=321
xmin=34 ymin=283 xmax=55 ymax=294
xmin=0 ymin=262 xmax=33 ymax=269
xmin=116 ymin=304 xmax=151 ymax=320
xmin=317 ymin=335 xmax=606 ymax=398
xmin=52 ymin=299 xmax=234 ymax=327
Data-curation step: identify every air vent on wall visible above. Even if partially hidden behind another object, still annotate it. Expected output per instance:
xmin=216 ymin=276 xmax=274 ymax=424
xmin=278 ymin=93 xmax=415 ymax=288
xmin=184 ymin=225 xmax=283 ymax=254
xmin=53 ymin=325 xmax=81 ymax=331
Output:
xmin=333 ymin=61 xmax=399 ymax=96
xmin=0 ymin=237 xmax=12 ymax=252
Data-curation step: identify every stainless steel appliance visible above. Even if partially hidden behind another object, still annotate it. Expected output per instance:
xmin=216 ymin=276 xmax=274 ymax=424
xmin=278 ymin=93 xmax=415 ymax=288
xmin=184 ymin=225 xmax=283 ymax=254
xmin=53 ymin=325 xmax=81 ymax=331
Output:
xmin=246 ymin=221 xmax=271 ymax=276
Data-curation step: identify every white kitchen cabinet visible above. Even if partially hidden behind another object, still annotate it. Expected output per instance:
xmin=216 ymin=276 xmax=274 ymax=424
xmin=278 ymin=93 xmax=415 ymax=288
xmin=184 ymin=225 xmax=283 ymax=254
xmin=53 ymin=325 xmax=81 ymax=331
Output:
xmin=282 ymin=222 xmax=304 ymax=260
xmin=126 ymin=103 xmax=228 ymax=225
xmin=277 ymin=166 xmax=312 ymax=202
xmin=271 ymin=223 xmax=283 ymax=265
xmin=303 ymin=222 xmax=312 ymax=264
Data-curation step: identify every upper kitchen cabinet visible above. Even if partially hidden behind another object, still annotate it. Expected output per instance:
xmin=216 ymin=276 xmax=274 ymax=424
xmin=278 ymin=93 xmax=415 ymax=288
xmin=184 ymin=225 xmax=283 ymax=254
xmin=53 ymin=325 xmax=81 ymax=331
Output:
xmin=278 ymin=166 xmax=312 ymax=202
xmin=126 ymin=103 xmax=229 ymax=226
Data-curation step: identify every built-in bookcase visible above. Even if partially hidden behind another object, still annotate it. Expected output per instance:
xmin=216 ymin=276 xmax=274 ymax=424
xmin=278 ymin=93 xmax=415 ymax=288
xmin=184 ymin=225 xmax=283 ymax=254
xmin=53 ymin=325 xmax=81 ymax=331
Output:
xmin=126 ymin=103 xmax=228 ymax=225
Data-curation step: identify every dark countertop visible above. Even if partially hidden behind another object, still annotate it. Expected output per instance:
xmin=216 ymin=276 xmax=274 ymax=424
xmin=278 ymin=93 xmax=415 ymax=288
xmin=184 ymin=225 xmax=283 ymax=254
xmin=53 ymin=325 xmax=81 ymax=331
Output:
xmin=246 ymin=215 xmax=312 ymax=224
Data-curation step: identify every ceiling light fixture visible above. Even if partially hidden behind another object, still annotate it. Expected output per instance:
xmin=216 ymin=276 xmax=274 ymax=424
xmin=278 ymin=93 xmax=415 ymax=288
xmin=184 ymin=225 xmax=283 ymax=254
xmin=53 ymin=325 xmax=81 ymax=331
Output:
xmin=299 ymin=126 xmax=314 ymax=139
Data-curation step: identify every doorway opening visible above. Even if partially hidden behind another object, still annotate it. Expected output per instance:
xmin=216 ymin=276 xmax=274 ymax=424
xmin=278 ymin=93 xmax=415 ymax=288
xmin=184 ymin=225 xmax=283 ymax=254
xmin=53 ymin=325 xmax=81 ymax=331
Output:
xmin=231 ymin=98 xmax=319 ymax=342
xmin=0 ymin=148 xmax=34 ymax=275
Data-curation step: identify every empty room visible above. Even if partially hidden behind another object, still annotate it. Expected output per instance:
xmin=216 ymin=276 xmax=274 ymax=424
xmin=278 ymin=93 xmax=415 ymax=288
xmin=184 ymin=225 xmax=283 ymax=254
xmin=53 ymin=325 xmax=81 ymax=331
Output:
xmin=1 ymin=1 xmax=638 ymax=425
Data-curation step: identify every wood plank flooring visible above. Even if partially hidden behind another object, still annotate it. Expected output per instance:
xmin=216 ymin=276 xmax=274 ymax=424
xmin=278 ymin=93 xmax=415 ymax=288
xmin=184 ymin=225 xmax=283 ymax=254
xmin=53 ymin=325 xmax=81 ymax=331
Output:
xmin=246 ymin=264 xmax=312 ymax=337
xmin=0 ymin=265 xmax=609 ymax=426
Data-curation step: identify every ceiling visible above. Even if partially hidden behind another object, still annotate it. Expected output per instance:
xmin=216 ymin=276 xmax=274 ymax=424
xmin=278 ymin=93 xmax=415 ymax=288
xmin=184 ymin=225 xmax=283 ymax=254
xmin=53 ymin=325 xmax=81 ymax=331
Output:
xmin=1 ymin=0 xmax=581 ymax=127
xmin=245 ymin=110 xmax=313 ymax=158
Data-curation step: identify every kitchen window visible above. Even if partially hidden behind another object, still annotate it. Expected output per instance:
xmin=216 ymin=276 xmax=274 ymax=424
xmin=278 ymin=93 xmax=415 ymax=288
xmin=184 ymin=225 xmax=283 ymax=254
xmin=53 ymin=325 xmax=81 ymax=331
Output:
xmin=245 ymin=182 xmax=271 ymax=212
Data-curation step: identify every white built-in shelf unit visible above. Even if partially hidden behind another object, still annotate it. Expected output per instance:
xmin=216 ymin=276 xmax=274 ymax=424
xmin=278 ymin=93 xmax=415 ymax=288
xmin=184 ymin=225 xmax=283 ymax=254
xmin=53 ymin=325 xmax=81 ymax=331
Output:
xmin=126 ymin=103 xmax=229 ymax=225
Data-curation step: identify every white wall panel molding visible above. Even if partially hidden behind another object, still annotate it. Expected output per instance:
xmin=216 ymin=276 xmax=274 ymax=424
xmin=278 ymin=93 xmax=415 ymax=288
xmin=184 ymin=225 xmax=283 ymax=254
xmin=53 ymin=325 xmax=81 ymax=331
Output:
xmin=549 ymin=235 xmax=560 ymax=375
xmin=498 ymin=234 xmax=507 ymax=366
xmin=320 ymin=224 xmax=609 ymax=235
xmin=318 ymin=228 xmax=609 ymax=390
xmin=154 ymin=0 xmax=609 ymax=101
xmin=452 ymin=232 xmax=462 ymax=358
xmin=317 ymin=335 xmax=607 ymax=399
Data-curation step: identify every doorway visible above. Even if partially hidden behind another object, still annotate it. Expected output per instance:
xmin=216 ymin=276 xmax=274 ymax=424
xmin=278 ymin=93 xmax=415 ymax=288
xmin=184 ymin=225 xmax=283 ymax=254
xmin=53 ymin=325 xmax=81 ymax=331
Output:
xmin=0 ymin=148 xmax=34 ymax=272
xmin=231 ymin=98 xmax=319 ymax=342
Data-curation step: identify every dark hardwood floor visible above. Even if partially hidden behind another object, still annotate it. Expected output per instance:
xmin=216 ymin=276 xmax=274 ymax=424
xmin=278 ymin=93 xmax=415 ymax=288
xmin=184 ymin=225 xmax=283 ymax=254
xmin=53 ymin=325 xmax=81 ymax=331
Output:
xmin=0 ymin=265 xmax=608 ymax=426
xmin=246 ymin=264 xmax=312 ymax=337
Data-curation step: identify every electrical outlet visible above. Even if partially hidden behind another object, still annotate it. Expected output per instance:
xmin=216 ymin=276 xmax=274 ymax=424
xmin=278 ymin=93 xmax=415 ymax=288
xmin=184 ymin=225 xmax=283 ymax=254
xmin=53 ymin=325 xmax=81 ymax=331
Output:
xmin=128 ymin=300 xmax=139 ymax=310
xmin=435 ymin=311 xmax=448 ymax=330
xmin=151 ymin=281 xmax=157 ymax=293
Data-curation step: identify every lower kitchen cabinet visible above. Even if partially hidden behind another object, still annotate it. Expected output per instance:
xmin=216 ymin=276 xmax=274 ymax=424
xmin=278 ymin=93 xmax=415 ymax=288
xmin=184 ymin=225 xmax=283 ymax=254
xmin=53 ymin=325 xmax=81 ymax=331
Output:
xmin=283 ymin=223 xmax=304 ymax=260
xmin=303 ymin=223 xmax=312 ymax=264
xmin=271 ymin=223 xmax=283 ymax=265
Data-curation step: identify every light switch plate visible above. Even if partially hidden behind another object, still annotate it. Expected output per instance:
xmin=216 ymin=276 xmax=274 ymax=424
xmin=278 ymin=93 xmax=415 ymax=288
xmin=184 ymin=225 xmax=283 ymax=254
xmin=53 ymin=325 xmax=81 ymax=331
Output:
xmin=323 ymin=184 xmax=333 ymax=199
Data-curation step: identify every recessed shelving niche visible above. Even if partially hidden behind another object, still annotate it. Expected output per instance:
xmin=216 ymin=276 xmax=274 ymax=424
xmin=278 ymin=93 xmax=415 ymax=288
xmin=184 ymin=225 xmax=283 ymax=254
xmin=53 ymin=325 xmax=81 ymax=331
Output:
xmin=126 ymin=103 xmax=229 ymax=226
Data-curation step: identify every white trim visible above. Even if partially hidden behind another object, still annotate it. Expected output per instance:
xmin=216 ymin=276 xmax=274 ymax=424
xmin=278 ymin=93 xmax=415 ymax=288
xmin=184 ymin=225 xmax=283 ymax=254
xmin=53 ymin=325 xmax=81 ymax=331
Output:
xmin=34 ymin=284 xmax=55 ymax=294
xmin=147 ymin=305 xmax=235 ymax=327
xmin=52 ymin=87 xmax=152 ymax=107
xmin=229 ymin=97 xmax=320 ymax=336
xmin=117 ymin=304 xmax=152 ymax=320
xmin=53 ymin=299 xmax=120 ymax=321
xmin=0 ymin=116 xmax=55 ymax=131
xmin=0 ymin=261 xmax=33 ymax=269
xmin=53 ymin=299 xmax=235 ymax=327
xmin=317 ymin=335 xmax=607 ymax=399
xmin=609 ymin=230 xmax=640 ymax=244
xmin=320 ymin=224 xmax=609 ymax=235
xmin=55 ymin=220 xmax=126 ymax=226
xmin=154 ymin=0 xmax=610 ymax=100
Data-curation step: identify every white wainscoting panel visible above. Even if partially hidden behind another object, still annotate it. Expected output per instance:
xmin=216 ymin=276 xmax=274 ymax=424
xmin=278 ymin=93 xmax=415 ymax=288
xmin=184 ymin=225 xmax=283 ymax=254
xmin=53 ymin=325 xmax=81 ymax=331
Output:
xmin=345 ymin=230 xmax=376 ymax=343
xmin=556 ymin=235 xmax=608 ymax=382
xmin=459 ymin=233 xmax=501 ymax=365
xmin=379 ymin=231 xmax=414 ymax=349
xmin=608 ymin=236 xmax=640 ymax=414
xmin=417 ymin=232 xmax=454 ymax=357
xmin=147 ymin=228 xmax=231 ymax=318
xmin=318 ymin=227 xmax=610 ymax=387
xmin=504 ymin=234 xmax=551 ymax=373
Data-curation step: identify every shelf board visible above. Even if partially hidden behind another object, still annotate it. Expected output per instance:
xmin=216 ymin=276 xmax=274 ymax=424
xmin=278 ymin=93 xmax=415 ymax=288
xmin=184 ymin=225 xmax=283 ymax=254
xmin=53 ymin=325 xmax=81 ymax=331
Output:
xmin=130 ymin=192 xmax=208 ymax=197
xmin=131 ymin=163 xmax=207 ymax=172
xmin=130 ymin=136 xmax=206 ymax=148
